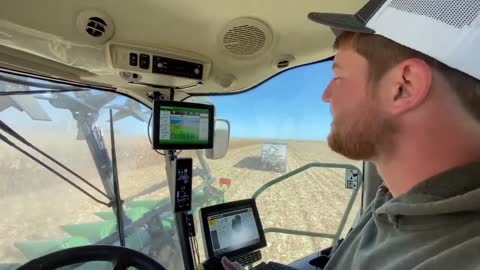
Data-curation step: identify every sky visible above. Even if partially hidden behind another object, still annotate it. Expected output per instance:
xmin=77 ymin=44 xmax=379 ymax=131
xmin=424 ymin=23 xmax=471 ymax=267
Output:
xmin=0 ymin=60 xmax=334 ymax=141
xmin=210 ymin=60 xmax=334 ymax=140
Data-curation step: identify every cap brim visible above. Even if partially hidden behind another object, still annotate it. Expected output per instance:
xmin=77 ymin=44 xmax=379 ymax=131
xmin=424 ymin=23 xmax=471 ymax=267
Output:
xmin=308 ymin=12 xmax=375 ymax=34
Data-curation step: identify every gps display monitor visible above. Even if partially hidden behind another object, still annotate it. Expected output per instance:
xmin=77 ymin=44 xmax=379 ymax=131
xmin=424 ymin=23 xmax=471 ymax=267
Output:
xmin=152 ymin=100 xmax=214 ymax=149
xmin=200 ymin=199 xmax=267 ymax=258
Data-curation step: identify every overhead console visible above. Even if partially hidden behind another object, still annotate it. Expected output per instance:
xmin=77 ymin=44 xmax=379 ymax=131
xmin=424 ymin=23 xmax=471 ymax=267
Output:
xmin=107 ymin=42 xmax=212 ymax=88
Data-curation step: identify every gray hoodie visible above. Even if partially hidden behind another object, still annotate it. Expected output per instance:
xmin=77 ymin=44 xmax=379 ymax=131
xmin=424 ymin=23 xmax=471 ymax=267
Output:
xmin=324 ymin=161 xmax=480 ymax=270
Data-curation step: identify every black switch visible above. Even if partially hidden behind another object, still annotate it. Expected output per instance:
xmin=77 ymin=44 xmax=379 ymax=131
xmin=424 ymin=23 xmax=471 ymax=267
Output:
xmin=129 ymin=53 xmax=138 ymax=66
xmin=139 ymin=54 xmax=150 ymax=69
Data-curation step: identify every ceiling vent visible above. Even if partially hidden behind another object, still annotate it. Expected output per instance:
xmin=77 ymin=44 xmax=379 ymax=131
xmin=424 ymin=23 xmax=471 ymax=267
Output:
xmin=77 ymin=10 xmax=114 ymax=44
xmin=86 ymin=17 xmax=107 ymax=38
xmin=219 ymin=17 xmax=273 ymax=58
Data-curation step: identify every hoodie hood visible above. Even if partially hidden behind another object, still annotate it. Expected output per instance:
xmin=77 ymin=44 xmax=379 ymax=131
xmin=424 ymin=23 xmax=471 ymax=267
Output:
xmin=374 ymin=161 xmax=480 ymax=225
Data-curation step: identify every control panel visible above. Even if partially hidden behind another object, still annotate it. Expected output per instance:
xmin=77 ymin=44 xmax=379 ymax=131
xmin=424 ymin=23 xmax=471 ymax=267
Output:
xmin=174 ymin=158 xmax=193 ymax=212
xmin=109 ymin=43 xmax=211 ymax=84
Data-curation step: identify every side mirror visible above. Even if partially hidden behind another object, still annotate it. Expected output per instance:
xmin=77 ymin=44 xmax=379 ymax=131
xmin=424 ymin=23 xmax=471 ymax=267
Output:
xmin=206 ymin=119 xmax=230 ymax=159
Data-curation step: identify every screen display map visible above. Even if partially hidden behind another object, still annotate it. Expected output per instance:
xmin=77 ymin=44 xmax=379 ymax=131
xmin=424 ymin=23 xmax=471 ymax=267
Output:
xmin=159 ymin=106 xmax=209 ymax=144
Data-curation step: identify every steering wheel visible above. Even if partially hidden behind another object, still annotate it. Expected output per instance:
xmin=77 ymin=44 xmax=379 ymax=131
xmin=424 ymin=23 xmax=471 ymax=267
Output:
xmin=17 ymin=245 xmax=167 ymax=270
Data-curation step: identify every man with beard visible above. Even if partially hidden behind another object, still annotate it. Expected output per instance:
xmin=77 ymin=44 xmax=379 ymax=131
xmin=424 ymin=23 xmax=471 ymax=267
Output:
xmin=222 ymin=0 xmax=480 ymax=269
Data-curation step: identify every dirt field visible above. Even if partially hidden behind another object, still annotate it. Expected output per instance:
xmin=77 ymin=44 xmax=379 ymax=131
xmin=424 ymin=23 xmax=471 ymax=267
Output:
xmin=0 ymin=136 xmax=362 ymax=266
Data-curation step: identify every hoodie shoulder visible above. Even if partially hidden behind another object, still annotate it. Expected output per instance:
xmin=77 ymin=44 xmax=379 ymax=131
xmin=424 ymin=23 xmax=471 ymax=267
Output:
xmin=376 ymin=160 xmax=480 ymax=218
xmin=414 ymin=235 xmax=480 ymax=270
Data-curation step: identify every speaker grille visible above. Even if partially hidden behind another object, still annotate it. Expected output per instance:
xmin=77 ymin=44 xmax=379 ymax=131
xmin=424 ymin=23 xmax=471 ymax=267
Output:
xmin=223 ymin=24 xmax=267 ymax=56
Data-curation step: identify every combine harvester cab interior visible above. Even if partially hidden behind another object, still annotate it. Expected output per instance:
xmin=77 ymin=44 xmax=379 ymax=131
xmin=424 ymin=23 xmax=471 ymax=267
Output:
xmin=0 ymin=0 xmax=382 ymax=269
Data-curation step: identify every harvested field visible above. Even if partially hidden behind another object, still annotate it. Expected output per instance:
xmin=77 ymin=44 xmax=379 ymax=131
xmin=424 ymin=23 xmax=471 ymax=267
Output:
xmin=0 ymin=136 xmax=362 ymax=266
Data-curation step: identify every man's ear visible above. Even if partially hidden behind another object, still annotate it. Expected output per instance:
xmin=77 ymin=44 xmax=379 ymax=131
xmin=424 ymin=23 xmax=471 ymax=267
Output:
xmin=387 ymin=58 xmax=433 ymax=115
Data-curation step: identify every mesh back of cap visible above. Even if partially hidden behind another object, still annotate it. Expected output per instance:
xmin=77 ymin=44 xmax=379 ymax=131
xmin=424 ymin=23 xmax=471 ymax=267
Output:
xmin=388 ymin=0 xmax=480 ymax=28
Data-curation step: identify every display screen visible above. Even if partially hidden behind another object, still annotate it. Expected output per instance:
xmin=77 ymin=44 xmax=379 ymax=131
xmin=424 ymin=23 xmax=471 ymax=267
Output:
xmin=208 ymin=208 xmax=261 ymax=255
xmin=159 ymin=106 xmax=209 ymax=144
xmin=200 ymin=199 xmax=267 ymax=258
xmin=153 ymin=100 xmax=214 ymax=149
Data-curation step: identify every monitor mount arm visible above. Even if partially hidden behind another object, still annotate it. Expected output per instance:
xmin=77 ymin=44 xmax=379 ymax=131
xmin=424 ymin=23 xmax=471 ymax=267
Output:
xmin=150 ymin=88 xmax=196 ymax=270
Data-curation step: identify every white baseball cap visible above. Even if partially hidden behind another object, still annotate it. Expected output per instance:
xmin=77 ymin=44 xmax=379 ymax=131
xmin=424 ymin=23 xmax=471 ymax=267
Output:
xmin=308 ymin=0 xmax=480 ymax=80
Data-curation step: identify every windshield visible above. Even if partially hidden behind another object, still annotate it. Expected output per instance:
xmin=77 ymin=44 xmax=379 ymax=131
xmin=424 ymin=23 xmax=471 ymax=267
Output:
xmin=186 ymin=60 xmax=363 ymax=265
xmin=0 ymin=60 xmax=362 ymax=269
xmin=0 ymin=73 xmax=183 ymax=269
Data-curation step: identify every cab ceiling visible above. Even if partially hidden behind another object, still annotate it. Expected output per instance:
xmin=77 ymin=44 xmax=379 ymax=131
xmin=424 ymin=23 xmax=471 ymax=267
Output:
xmin=0 ymin=0 xmax=365 ymax=102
